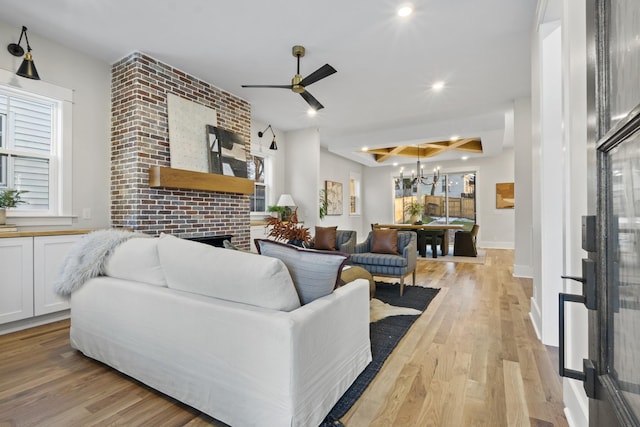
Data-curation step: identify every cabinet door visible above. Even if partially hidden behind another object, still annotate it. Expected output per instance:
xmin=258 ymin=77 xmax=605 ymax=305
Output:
xmin=0 ymin=237 xmax=34 ymax=324
xmin=33 ymin=235 xmax=82 ymax=315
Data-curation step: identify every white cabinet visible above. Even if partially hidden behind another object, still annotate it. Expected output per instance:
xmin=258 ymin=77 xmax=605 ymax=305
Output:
xmin=0 ymin=237 xmax=34 ymax=324
xmin=33 ymin=235 xmax=81 ymax=315
xmin=250 ymin=225 xmax=273 ymax=252
xmin=0 ymin=233 xmax=83 ymax=328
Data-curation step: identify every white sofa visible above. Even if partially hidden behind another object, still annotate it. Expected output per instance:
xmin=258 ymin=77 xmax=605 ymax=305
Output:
xmin=69 ymin=233 xmax=371 ymax=427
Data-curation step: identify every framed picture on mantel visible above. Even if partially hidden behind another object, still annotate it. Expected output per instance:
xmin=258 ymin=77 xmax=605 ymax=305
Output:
xmin=206 ymin=125 xmax=248 ymax=178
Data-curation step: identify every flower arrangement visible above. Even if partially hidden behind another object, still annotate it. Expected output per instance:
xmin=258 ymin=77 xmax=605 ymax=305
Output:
xmin=266 ymin=209 xmax=311 ymax=246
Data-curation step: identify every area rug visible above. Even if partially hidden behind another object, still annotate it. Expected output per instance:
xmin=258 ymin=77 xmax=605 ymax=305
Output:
xmin=421 ymin=248 xmax=486 ymax=264
xmin=321 ymin=282 xmax=440 ymax=426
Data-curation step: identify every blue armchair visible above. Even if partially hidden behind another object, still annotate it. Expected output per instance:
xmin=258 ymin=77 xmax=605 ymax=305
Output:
xmin=350 ymin=230 xmax=417 ymax=296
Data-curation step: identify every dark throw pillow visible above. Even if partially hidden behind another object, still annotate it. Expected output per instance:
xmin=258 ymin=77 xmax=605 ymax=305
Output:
xmin=314 ymin=226 xmax=338 ymax=250
xmin=371 ymin=228 xmax=399 ymax=254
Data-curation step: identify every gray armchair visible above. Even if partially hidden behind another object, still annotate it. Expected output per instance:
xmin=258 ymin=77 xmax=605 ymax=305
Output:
xmin=350 ymin=230 xmax=417 ymax=296
xmin=309 ymin=230 xmax=357 ymax=253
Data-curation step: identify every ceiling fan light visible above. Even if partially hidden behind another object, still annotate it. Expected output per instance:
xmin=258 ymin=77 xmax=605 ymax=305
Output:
xmin=397 ymin=4 xmax=413 ymax=17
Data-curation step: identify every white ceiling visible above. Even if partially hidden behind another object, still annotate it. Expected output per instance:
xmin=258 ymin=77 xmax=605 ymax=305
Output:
xmin=0 ymin=0 xmax=536 ymax=167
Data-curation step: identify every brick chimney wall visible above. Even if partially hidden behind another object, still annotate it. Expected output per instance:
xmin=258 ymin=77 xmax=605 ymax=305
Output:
xmin=110 ymin=52 xmax=251 ymax=249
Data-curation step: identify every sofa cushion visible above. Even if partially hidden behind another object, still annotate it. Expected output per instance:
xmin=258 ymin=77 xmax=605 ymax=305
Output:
xmin=314 ymin=226 xmax=337 ymax=250
xmin=371 ymin=228 xmax=399 ymax=254
xmin=351 ymin=252 xmax=407 ymax=267
xmin=158 ymin=234 xmax=300 ymax=311
xmin=255 ymin=239 xmax=349 ymax=304
xmin=104 ymin=237 xmax=167 ymax=287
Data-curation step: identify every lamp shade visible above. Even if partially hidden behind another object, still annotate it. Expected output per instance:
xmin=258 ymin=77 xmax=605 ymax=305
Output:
xmin=16 ymin=52 xmax=39 ymax=80
xmin=276 ymin=194 xmax=296 ymax=207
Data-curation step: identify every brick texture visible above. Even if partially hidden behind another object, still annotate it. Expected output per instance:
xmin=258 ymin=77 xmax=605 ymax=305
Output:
xmin=110 ymin=52 xmax=251 ymax=249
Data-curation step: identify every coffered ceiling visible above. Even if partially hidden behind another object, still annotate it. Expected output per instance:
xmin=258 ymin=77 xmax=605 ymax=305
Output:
xmin=0 ymin=0 xmax=536 ymax=167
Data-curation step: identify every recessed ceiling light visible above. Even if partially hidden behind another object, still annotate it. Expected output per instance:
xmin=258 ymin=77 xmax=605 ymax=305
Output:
xmin=307 ymin=108 xmax=317 ymax=116
xmin=362 ymin=146 xmax=369 ymax=152
xmin=450 ymin=135 xmax=460 ymax=141
xmin=397 ymin=4 xmax=413 ymax=17
xmin=432 ymin=81 xmax=445 ymax=91
xmin=393 ymin=162 xmax=398 ymax=166
xmin=461 ymin=156 xmax=469 ymax=161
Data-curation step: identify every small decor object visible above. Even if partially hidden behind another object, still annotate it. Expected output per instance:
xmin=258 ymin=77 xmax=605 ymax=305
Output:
xmin=496 ymin=182 xmax=515 ymax=209
xmin=325 ymin=180 xmax=343 ymax=215
xmin=405 ymin=200 xmax=424 ymax=224
xmin=7 ymin=26 xmax=40 ymax=80
xmin=207 ymin=125 xmax=248 ymax=178
xmin=266 ymin=210 xmax=311 ymax=247
xmin=0 ymin=188 xmax=27 ymax=225
xmin=267 ymin=205 xmax=286 ymax=220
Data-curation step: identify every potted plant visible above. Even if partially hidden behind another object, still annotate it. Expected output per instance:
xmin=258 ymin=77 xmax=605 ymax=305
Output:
xmin=266 ymin=210 xmax=311 ymax=247
xmin=405 ymin=200 xmax=424 ymax=224
xmin=319 ymin=189 xmax=328 ymax=220
xmin=267 ymin=205 xmax=287 ymax=220
xmin=0 ymin=189 xmax=27 ymax=225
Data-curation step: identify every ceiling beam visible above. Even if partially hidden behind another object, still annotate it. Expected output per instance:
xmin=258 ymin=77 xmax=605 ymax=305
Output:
xmin=369 ymin=138 xmax=483 ymax=163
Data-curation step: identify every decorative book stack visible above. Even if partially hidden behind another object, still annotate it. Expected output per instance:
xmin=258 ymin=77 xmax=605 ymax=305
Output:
xmin=0 ymin=224 xmax=18 ymax=233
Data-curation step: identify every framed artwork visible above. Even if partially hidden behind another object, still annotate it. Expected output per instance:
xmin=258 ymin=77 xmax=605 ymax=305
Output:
xmin=496 ymin=182 xmax=515 ymax=209
xmin=325 ymin=180 xmax=343 ymax=215
xmin=206 ymin=125 xmax=248 ymax=178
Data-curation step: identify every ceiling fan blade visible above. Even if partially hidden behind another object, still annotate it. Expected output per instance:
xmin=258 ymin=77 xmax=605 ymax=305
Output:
xmin=300 ymin=64 xmax=337 ymax=87
xmin=241 ymin=84 xmax=293 ymax=89
xmin=300 ymin=91 xmax=324 ymax=110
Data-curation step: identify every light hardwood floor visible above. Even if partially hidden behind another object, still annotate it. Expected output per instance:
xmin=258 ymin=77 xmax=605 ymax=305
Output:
xmin=0 ymin=249 xmax=567 ymax=427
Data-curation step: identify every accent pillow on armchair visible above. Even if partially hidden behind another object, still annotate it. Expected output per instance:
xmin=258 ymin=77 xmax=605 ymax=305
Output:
xmin=313 ymin=226 xmax=337 ymax=250
xmin=371 ymin=228 xmax=399 ymax=254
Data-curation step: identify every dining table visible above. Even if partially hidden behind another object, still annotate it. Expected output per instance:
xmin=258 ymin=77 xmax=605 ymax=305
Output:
xmin=372 ymin=223 xmax=464 ymax=257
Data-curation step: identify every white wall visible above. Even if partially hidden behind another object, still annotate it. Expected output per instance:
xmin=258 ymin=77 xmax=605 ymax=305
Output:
xmin=514 ymin=97 xmax=534 ymax=277
xmin=363 ymin=148 xmax=516 ymax=249
xmin=0 ymin=20 xmax=111 ymax=231
xmin=532 ymin=1 xmax=590 ymax=425
xmin=284 ymin=128 xmax=320 ymax=229
xmin=318 ymin=148 xmax=366 ymax=240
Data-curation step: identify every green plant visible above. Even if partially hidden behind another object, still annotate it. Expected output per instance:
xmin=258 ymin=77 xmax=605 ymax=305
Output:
xmin=319 ymin=189 xmax=328 ymax=220
xmin=267 ymin=205 xmax=286 ymax=217
xmin=0 ymin=189 xmax=27 ymax=208
xmin=405 ymin=200 xmax=423 ymax=217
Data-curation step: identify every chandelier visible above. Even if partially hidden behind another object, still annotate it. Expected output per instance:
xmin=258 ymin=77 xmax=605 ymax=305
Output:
xmin=408 ymin=144 xmax=440 ymax=187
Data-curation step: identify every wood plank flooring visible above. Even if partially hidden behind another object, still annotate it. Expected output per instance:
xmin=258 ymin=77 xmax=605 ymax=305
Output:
xmin=0 ymin=249 xmax=567 ymax=426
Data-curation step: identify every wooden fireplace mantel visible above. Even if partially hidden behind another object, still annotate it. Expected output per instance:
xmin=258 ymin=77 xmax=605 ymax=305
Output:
xmin=148 ymin=166 xmax=254 ymax=195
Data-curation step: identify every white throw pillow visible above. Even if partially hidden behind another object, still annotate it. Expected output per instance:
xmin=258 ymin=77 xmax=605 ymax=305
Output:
xmin=104 ymin=237 xmax=167 ymax=287
xmin=157 ymin=234 xmax=300 ymax=311
xmin=255 ymin=239 xmax=349 ymax=304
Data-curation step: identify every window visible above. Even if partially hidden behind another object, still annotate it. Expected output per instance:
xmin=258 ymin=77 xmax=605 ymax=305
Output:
xmin=248 ymin=153 xmax=266 ymax=212
xmin=349 ymin=171 xmax=361 ymax=215
xmin=0 ymin=94 xmax=54 ymax=210
xmin=0 ymin=69 xmax=73 ymax=223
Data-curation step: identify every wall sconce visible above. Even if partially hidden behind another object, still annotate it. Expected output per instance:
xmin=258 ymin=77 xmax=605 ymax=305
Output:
xmin=7 ymin=26 xmax=40 ymax=80
xmin=258 ymin=124 xmax=277 ymax=150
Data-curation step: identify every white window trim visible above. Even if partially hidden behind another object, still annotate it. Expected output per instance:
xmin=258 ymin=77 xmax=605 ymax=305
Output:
xmin=0 ymin=68 xmax=73 ymax=226
xmin=249 ymin=146 xmax=273 ymax=215
xmin=349 ymin=171 xmax=362 ymax=216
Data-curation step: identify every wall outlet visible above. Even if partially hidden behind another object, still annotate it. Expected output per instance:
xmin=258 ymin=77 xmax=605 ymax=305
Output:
xmin=82 ymin=208 xmax=91 ymax=220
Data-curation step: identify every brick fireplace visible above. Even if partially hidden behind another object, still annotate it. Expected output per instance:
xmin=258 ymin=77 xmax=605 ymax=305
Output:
xmin=110 ymin=52 xmax=251 ymax=249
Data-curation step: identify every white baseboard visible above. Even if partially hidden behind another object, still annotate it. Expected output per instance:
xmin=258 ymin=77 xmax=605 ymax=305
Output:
xmin=563 ymin=379 xmax=588 ymax=427
xmin=477 ymin=240 xmax=514 ymax=249
xmin=513 ymin=264 xmax=533 ymax=278
xmin=0 ymin=310 xmax=70 ymax=336
xmin=529 ymin=297 xmax=542 ymax=340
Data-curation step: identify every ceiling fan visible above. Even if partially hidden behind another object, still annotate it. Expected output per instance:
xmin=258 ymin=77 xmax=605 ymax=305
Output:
xmin=242 ymin=45 xmax=336 ymax=111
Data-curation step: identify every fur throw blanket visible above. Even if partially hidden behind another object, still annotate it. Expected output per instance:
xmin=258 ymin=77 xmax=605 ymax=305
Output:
xmin=53 ymin=229 xmax=149 ymax=297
